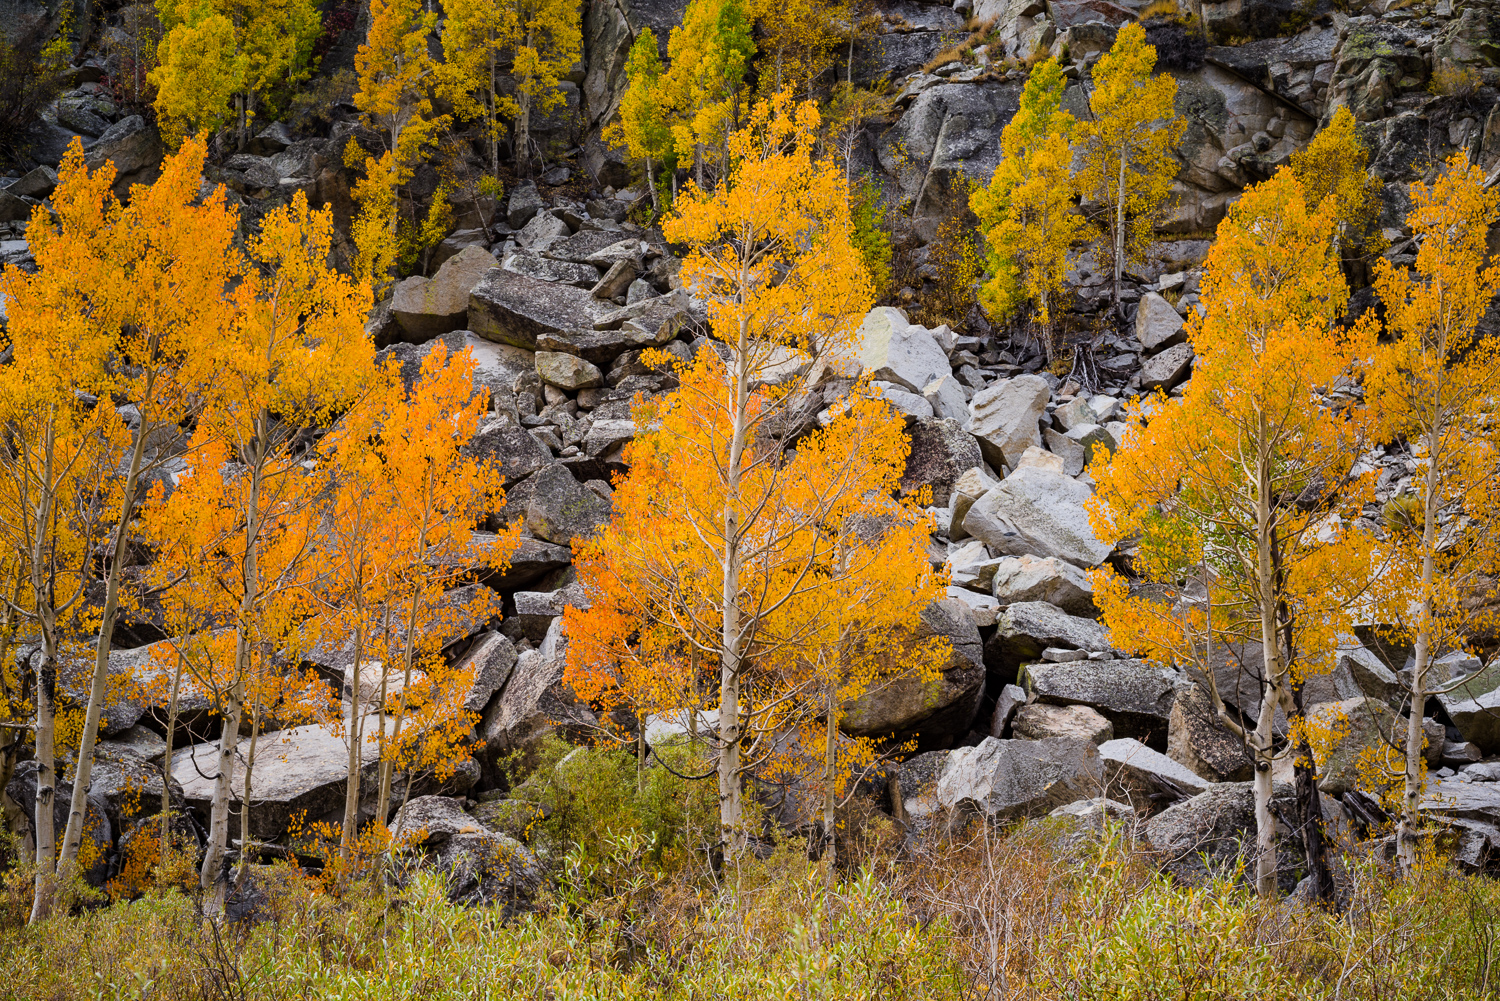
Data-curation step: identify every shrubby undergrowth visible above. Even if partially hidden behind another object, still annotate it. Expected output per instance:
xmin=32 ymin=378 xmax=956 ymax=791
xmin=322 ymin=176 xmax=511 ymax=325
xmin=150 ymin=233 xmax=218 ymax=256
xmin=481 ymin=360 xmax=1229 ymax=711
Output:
xmin=2 ymin=743 xmax=1498 ymax=1000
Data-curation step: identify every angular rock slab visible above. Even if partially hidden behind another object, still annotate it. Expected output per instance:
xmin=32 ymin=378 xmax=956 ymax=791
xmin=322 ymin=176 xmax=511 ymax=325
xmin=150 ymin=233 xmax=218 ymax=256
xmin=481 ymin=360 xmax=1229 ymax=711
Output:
xmin=1012 ymin=703 xmax=1114 ymax=743
xmin=962 ymin=466 xmax=1112 ymax=568
xmin=990 ymin=554 xmax=1096 ymax=616
xmin=1168 ymin=682 xmax=1253 ymax=782
xmin=936 ymin=737 xmax=1104 ymax=820
xmin=1135 ymin=291 xmax=1187 ymax=353
xmin=964 ymin=374 xmax=1051 ymax=472
xmin=900 ymin=417 xmax=983 ymax=507
xmin=392 ymin=795 xmax=543 ymax=910
xmin=393 ymin=246 xmax=500 ymax=341
xmin=468 ymin=267 xmax=614 ymax=350
xmin=839 ymin=598 xmax=985 ymax=742
xmin=524 ymin=464 xmax=612 ymax=544
xmin=1021 ymin=657 xmax=1182 ymax=748
xmin=849 ymin=307 xmax=953 ymax=393
xmin=988 ymin=601 xmax=1109 ymax=677
xmin=1097 ymin=736 xmax=1212 ymax=813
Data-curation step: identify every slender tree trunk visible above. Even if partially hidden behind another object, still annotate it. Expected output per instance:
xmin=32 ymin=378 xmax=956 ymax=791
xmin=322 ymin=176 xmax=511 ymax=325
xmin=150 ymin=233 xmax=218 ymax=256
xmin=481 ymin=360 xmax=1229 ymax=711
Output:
xmin=234 ymin=685 xmax=264 ymax=892
xmin=1252 ymin=439 xmax=1280 ymax=898
xmin=717 ymin=314 xmax=753 ymax=861
xmin=646 ymin=155 xmax=658 ymax=212
xmin=29 ymin=646 xmax=57 ymax=923
xmin=821 ymin=683 xmax=837 ymax=864
xmin=1399 ymin=424 xmax=1440 ymax=870
xmin=59 ymin=368 xmax=156 ymax=878
xmin=28 ymin=417 xmax=60 ymax=924
xmin=201 ymin=423 xmax=264 ymax=904
xmin=160 ymin=652 xmax=184 ymax=865
xmin=1113 ymin=148 xmax=1127 ymax=314
xmin=339 ymin=621 xmax=366 ymax=862
xmin=376 ymin=485 xmax=433 ymax=827
xmin=488 ymin=45 xmax=499 ymax=177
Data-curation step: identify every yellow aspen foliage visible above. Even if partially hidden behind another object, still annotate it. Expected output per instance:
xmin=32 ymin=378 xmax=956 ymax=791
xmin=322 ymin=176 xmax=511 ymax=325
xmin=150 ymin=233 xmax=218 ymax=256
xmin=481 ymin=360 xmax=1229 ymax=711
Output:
xmin=1077 ymin=22 xmax=1184 ymax=309
xmin=1088 ymin=168 xmax=1378 ymax=898
xmin=153 ymin=0 xmax=321 ymax=148
xmin=1363 ymin=155 xmax=1500 ymax=868
xmin=606 ymin=29 xmax=674 ymax=210
xmin=319 ymin=342 xmax=515 ymax=852
xmin=661 ymin=0 xmax=755 ymax=188
xmin=142 ymin=190 xmax=373 ymax=911
xmin=748 ymin=0 xmax=845 ymax=99
xmin=1290 ymin=106 xmax=1386 ymax=272
xmin=149 ymin=11 xmax=245 ymax=144
xmin=972 ymin=58 xmax=1083 ymax=361
xmin=439 ymin=0 xmax=521 ymax=178
xmin=352 ymin=0 xmax=447 ymax=288
xmin=567 ymin=96 xmax=942 ymax=861
xmin=504 ymin=0 xmax=582 ymax=176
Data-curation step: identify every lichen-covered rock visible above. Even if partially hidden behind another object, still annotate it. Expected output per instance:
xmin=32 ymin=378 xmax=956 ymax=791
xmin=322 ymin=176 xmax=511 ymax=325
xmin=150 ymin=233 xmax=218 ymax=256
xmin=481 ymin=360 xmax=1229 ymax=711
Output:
xmin=1021 ymin=657 xmax=1182 ymax=747
xmin=1013 ymin=703 xmax=1114 ymax=743
xmin=989 ymin=601 xmax=1110 ymax=677
xmin=1168 ymin=682 xmax=1253 ymax=782
xmin=840 ymin=598 xmax=985 ymax=741
xmin=392 ymin=796 xmax=543 ymax=910
xmin=524 ymin=464 xmax=611 ymax=544
xmin=535 ymin=351 xmax=604 ymax=390
xmin=468 ymin=267 xmax=614 ymax=350
xmin=900 ymin=417 xmax=983 ymax=507
xmin=936 ymin=737 xmax=1104 ymax=820
xmin=964 ymin=374 xmax=1051 ymax=472
xmin=963 ymin=467 xmax=1112 ymax=568
xmin=392 ymin=247 xmax=501 ymax=341
xmin=991 ymin=555 xmax=1095 ymax=616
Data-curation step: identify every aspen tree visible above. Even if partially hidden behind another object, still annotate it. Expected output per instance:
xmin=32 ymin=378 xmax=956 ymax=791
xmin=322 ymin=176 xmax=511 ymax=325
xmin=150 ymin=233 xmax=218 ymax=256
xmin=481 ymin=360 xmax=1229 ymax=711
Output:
xmin=143 ymin=191 xmax=372 ymax=910
xmin=662 ymin=0 xmax=755 ymax=188
xmin=503 ymin=0 xmax=581 ymax=177
xmin=1365 ymin=156 xmax=1500 ymax=870
xmin=1290 ymin=106 xmax=1385 ymax=280
xmin=439 ymin=0 xmax=520 ymax=178
xmin=1089 ymin=169 xmax=1378 ymax=897
xmin=1078 ymin=22 xmax=1184 ymax=313
xmin=972 ymin=58 xmax=1084 ymax=361
xmin=149 ymin=11 xmax=245 ymax=143
xmin=318 ymin=343 xmax=512 ymax=855
xmin=562 ymin=96 xmax=948 ymax=861
xmin=749 ymin=0 xmax=844 ymax=99
xmin=45 ymin=139 xmax=243 ymax=893
xmin=352 ymin=0 xmax=446 ymax=288
xmin=607 ymin=29 xmax=674 ymax=211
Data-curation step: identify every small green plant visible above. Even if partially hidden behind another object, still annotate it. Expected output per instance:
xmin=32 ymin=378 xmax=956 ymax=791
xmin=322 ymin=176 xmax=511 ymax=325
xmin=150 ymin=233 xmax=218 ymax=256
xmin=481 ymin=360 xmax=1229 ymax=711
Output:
xmin=850 ymin=175 xmax=892 ymax=295
xmin=1430 ymin=63 xmax=1482 ymax=98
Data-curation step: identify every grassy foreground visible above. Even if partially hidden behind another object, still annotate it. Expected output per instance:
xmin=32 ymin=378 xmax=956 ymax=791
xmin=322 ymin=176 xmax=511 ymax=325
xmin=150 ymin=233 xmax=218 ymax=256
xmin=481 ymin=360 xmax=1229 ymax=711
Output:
xmin=1 ymin=744 xmax=1497 ymax=1000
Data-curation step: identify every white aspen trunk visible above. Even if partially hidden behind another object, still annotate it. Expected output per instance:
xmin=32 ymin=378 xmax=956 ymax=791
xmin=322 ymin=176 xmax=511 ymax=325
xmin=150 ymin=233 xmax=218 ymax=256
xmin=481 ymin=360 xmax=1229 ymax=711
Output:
xmin=822 ymin=682 xmax=837 ymax=864
xmin=59 ymin=368 xmax=156 ymax=877
xmin=717 ymin=312 xmax=752 ymax=860
xmin=376 ymin=484 xmax=433 ymax=827
xmin=234 ymin=688 xmax=264 ymax=891
xmin=339 ymin=622 xmax=365 ymax=861
xmin=1252 ymin=434 xmax=1280 ymax=897
xmin=160 ymin=653 xmax=184 ymax=864
xmin=488 ymin=43 xmax=499 ymax=177
xmin=1113 ymin=148 xmax=1127 ymax=310
xmin=201 ymin=420 xmax=264 ymax=902
xmin=1399 ymin=423 xmax=1441 ymax=870
xmin=28 ymin=415 xmax=59 ymax=924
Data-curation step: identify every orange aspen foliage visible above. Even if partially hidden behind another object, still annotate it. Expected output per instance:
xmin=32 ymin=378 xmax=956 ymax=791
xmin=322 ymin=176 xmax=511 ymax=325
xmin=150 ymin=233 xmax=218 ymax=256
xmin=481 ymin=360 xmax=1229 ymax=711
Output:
xmin=317 ymin=342 xmax=514 ymax=858
xmin=142 ymin=190 xmax=373 ymax=911
xmin=1364 ymin=155 xmax=1500 ymax=869
xmin=566 ymin=95 xmax=937 ymax=859
xmin=1088 ymin=168 xmax=1379 ymax=898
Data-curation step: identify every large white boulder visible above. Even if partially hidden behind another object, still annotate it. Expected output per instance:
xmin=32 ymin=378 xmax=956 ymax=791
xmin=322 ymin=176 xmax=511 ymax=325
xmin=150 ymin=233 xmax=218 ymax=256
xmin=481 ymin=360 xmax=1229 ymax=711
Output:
xmin=850 ymin=307 xmax=953 ymax=393
xmin=961 ymin=465 xmax=1113 ymax=568
xmin=964 ymin=374 xmax=1051 ymax=472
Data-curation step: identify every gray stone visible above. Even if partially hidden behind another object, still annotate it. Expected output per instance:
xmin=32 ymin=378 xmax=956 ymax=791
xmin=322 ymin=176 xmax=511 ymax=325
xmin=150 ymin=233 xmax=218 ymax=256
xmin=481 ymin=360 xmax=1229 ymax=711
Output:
xmin=393 ymin=247 xmax=500 ymax=341
xmin=990 ymin=682 xmax=1027 ymax=737
xmin=995 ymin=601 xmax=1109 ymax=667
xmin=1013 ymin=703 xmax=1114 ymax=743
xmin=515 ymin=211 xmax=570 ymax=250
xmin=1051 ymin=397 xmax=1097 ymax=432
xmin=1135 ymin=292 xmax=1187 ymax=353
xmin=478 ymin=622 xmax=596 ymax=754
xmin=503 ymin=250 xmax=600 ymax=288
xmin=7 ymin=165 xmax=57 ymax=198
xmin=1022 ymin=657 xmax=1181 ymax=746
xmin=455 ymin=631 xmax=519 ymax=713
xmin=922 ymin=374 xmax=970 ymax=421
xmin=964 ymin=374 xmax=1051 ymax=472
xmin=585 ymin=238 xmax=649 ymax=267
xmin=893 ymin=749 xmax=951 ymax=824
xmin=513 ymin=583 xmax=590 ymax=640
xmin=507 ymin=181 xmax=542 ymax=229
xmin=1145 ymin=783 xmax=1259 ymax=885
xmin=583 ymin=418 xmax=635 ymax=457
xmin=173 ymin=720 xmax=387 ymax=839
xmin=900 ymin=417 xmax=983 ymax=507
xmin=947 ymin=466 xmax=1000 ymax=540
xmin=1098 ymin=737 xmax=1212 ymax=810
xmin=391 ymin=795 xmax=542 ymax=909
xmin=840 ymin=598 xmax=985 ymax=740
xmin=543 ymin=230 xmax=633 ymax=264
xmin=1168 ymin=683 xmax=1252 ymax=782
xmin=468 ymin=267 xmax=615 ymax=350
xmin=875 ymin=384 xmax=934 ymax=423
xmin=936 ymin=736 xmax=1104 ymax=820
xmin=1436 ymin=686 xmax=1500 ymax=756
xmin=591 ymin=258 xmax=636 ymax=300
xmin=1332 ymin=645 xmax=1396 ymax=707
xmin=1138 ymin=342 xmax=1194 ymax=392
xmin=462 ymin=416 xmax=555 ymax=482
xmin=84 ymin=115 xmax=163 ymax=181
xmin=849 ymin=307 xmax=952 ymax=393
xmin=536 ymin=351 xmax=604 ymax=390
xmin=1042 ymin=426 xmax=1087 ymax=477
xmin=962 ymin=466 xmax=1112 ymax=568
xmin=990 ymin=555 xmax=1095 ymax=616
xmin=524 ymin=464 xmax=611 ymax=544
xmin=1048 ymin=796 xmax=1136 ymax=828
xmin=55 ymin=100 xmax=107 ymax=137
xmin=489 ymin=537 xmax=574 ymax=589
xmin=5 ymin=761 xmax=112 ymax=887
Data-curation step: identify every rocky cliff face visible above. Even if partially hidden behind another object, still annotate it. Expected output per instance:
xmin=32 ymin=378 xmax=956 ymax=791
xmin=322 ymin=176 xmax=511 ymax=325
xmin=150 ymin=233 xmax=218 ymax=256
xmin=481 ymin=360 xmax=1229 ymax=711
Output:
xmin=4 ymin=0 xmax=1500 ymax=889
